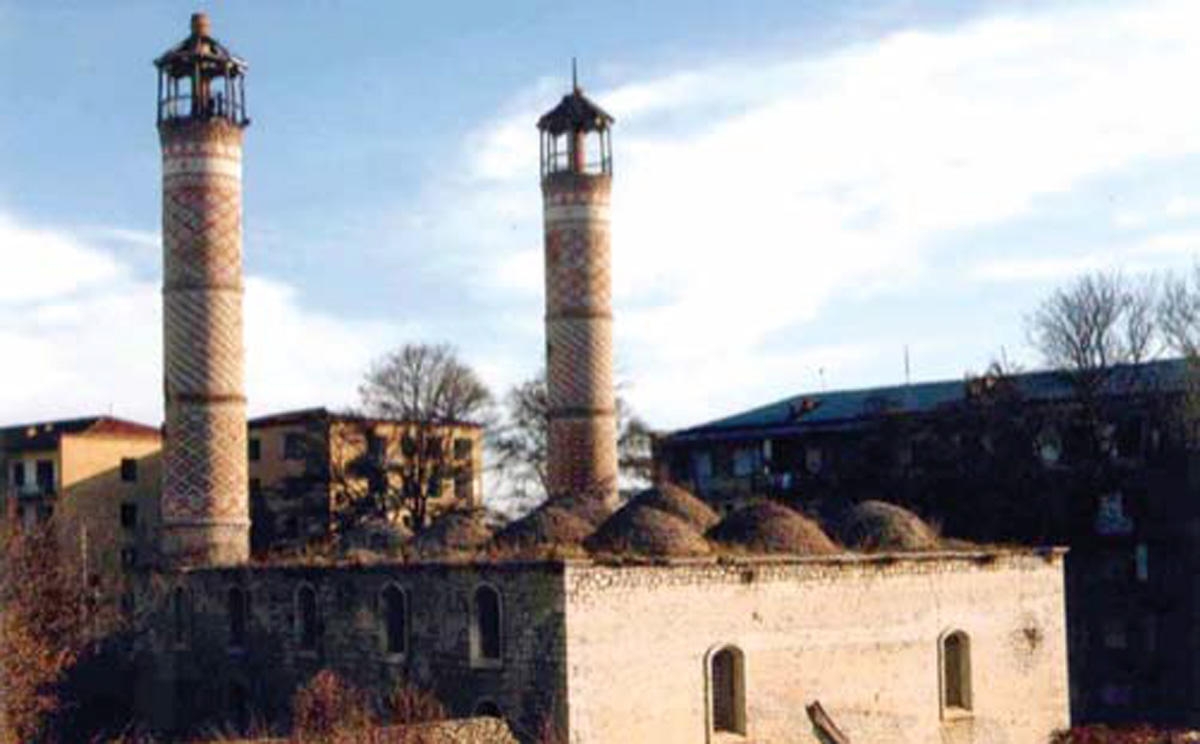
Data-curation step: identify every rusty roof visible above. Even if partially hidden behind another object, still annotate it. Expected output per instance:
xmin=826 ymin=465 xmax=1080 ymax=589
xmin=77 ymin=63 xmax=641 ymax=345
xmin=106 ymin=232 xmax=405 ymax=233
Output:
xmin=248 ymin=407 xmax=483 ymax=430
xmin=0 ymin=416 xmax=160 ymax=453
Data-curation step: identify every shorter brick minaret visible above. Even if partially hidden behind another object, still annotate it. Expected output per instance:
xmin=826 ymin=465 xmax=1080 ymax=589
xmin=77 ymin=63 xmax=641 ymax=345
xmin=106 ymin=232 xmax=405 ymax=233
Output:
xmin=537 ymin=77 xmax=618 ymax=507
xmin=154 ymin=13 xmax=251 ymax=565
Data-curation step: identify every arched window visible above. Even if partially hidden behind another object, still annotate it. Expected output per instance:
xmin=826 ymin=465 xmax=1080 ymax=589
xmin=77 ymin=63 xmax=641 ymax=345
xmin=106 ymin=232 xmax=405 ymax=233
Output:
xmin=171 ymin=586 xmax=189 ymax=647
xmin=473 ymin=700 xmax=502 ymax=718
xmin=227 ymin=586 xmax=248 ymax=650
xmin=380 ymin=584 xmax=407 ymax=656
xmin=941 ymin=630 xmax=972 ymax=713
xmin=470 ymin=585 xmax=502 ymax=665
xmin=710 ymin=645 xmax=746 ymax=735
xmin=228 ymin=680 xmax=250 ymax=731
xmin=295 ymin=583 xmax=319 ymax=652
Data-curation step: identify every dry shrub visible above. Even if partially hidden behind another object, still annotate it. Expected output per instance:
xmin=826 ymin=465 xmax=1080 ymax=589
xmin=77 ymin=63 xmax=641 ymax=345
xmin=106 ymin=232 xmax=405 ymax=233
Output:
xmin=533 ymin=713 xmax=566 ymax=744
xmin=386 ymin=682 xmax=446 ymax=726
xmin=0 ymin=523 xmax=90 ymax=744
xmin=1051 ymin=726 xmax=1200 ymax=743
xmin=291 ymin=670 xmax=372 ymax=742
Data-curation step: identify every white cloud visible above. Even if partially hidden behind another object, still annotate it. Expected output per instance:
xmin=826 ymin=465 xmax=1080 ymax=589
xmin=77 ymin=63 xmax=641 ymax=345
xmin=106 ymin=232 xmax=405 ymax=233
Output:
xmin=243 ymin=277 xmax=410 ymax=415
xmin=0 ymin=214 xmax=124 ymax=303
xmin=0 ymin=213 xmax=407 ymax=426
xmin=431 ymin=0 xmax=1200 ymax=427
xmin=969 ymin=228 xmax=1200 ymax=284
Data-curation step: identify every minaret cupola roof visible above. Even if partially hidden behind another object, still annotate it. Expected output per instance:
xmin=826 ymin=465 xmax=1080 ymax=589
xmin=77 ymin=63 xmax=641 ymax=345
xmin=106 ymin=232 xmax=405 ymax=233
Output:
xmin=537 ymin=87 xmax=614 ymax=135
xmin=154 ymin=12 xmax=247 ymax=78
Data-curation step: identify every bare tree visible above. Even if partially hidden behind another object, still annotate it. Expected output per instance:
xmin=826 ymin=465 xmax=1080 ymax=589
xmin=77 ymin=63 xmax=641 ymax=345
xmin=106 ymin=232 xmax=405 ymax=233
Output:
xmin=491 ymin=370 xmax=654 ymax=514
xmin=352 ymin=343 xmax=493 ymax=532
xmin=1027 ymin=270 xmax=1159 ymax=399
xmin=1159 ymin=265 xmax=1200 ymax=358
xmin=490 ymin=376 xmax=551 ymax=511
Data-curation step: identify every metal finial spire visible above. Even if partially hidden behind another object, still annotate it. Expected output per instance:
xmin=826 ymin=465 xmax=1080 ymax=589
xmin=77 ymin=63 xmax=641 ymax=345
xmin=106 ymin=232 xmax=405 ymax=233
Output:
xmin=572 ymin=57 xmax=579 ymax=91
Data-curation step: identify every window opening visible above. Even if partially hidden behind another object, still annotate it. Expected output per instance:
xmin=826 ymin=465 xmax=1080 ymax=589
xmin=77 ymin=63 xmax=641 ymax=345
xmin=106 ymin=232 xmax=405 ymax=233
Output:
xmin=942 ymin=631 xmax=972 ymax=712
xmin=711 ymin=645 xmax=746 ymax=734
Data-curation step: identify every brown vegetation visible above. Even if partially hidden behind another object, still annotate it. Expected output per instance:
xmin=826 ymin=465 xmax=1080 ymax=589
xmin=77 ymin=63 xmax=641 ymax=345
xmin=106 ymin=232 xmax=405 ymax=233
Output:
xmin=627 ymin=484 xmax=719 ymax=532
xmin=0 ymin=523 xmax=90 ymax=744
xmin=291 ymin=670 xmax=373 ymax=741
xmin=585 ymin=503 xmax=711 ymax=557
xmin=706 ymin=500 xmax=840 ymax=556
xmin=409 ymin=508 xmax=493 ymax=559
xmin=490 ymin=504 xmax=594 ymax=555
xmin=836 ymin=500 xmax=941 ymax=551
xmin=1051 ymin=726 xmax=1200 ymax=743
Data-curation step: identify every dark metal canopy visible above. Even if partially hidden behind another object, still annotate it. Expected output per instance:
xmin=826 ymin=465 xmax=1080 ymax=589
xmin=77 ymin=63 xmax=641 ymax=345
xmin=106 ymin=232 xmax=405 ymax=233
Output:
xmin=153 ymin=13 xmax=247 ymax=79
xmin=154 ymin=13 xmax=248 ymax=127
xmin=537 ymin=88 xmax=614 ymax=135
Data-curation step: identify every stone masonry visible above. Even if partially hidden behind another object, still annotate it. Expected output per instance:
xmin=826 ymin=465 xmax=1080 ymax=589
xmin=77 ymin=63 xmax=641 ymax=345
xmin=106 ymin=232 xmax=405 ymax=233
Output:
xmin=158 ymin=15 xmax=250 ymax=565
xmin=139 ymin=551 xmax=1069 ymax=743
xmin=542 ymin=170 xmax=618 ymax=505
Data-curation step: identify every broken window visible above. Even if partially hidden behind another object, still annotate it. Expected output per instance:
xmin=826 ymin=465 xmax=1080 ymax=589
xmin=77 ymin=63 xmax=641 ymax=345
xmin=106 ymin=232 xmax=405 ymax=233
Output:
xmin=120 ymin=502 xmax=138 ymax=529
xmin=35 ymin=460 xmax=54 ymax=491
xmin=732 ymin=447 xmax=757 ymax=477
xmin=284 ymin=432 xmax=306 ymax=460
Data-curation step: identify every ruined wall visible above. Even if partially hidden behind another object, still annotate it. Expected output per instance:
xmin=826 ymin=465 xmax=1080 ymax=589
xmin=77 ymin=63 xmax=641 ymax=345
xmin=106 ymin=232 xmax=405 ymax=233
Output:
xmin=563 ymin=551 xmax=1070 ymax=744
xmin=140 ymin=553 xmax=1069 ymax=743
xmin=140 ymin=561 xmax=567 ymax=740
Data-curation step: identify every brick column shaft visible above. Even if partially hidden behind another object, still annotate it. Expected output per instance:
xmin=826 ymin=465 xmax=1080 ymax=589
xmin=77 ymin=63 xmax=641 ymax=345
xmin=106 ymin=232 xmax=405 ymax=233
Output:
xmin=542 ymin=171 xmax=618 ymax=505
xmin=160 ymin=119 xmax=249 ymax=565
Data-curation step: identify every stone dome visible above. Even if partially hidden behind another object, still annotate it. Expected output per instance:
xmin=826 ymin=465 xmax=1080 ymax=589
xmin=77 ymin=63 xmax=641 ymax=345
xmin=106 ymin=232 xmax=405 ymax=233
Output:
xmin=410 ymin=509 xmax=492 ymax=559
xmin=552 ymin=489 xmax=617 ymax=528
xmin=627 ymin=484 xmax=720 ymax=532
xmin=706 ymin=500 xmax=840 ymax=556
xmin=584 ymin=503 xmax=711 ymax=558
xmin=491 ymin=504 xmax=595 ymax=553
xmin=837 ymin=500 xmax=941 ymax=552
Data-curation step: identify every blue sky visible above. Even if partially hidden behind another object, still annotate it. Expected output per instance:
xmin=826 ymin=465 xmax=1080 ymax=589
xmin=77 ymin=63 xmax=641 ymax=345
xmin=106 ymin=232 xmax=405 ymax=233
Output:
xmin=3 ymin=0 xmax=1200 ymax=432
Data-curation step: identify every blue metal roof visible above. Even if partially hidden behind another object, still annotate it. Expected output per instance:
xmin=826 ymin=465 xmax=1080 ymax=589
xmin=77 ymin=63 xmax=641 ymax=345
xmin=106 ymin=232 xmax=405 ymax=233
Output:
xmin=673 ymin=358 xmax=1190 ymax=438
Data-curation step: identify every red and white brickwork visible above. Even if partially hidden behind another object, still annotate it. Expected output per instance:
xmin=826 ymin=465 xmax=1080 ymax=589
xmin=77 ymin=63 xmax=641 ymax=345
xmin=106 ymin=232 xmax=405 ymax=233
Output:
xmin=160 ymin=120 xmax=249 ymax=564
xmin=542 ymin=173 xmax=618 ymax=505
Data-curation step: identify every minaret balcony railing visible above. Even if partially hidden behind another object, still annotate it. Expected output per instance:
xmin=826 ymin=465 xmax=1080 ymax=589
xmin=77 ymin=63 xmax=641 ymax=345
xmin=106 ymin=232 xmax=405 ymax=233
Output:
xmin=158 ymin=92 xmax=246 ymax=126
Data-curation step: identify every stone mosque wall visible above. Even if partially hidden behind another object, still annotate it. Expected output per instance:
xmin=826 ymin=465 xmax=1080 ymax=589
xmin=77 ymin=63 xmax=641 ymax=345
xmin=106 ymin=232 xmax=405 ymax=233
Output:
xmin=139 ymin=551 xmax=1069 ymax=743
xmin=562 ymin=550 xmax=1069 ymax=744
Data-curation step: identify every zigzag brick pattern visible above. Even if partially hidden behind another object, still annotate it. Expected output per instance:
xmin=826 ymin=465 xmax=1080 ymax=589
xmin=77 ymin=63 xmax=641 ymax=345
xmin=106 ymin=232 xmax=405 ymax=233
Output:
xmin=160 ymin=121 xmax=249 ymax=564
xmin=542 ymin=173 xmax=618 ymax=503
xmin=162 ymin=401 xmax=248 ymax=520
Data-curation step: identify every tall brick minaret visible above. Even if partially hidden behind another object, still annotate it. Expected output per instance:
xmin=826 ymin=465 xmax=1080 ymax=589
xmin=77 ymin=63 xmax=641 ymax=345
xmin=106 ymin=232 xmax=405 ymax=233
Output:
xmin=154 ymin=14 xmax=251 ymax=565
xmin=537 ymin=76 xmax=618 ymax=507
